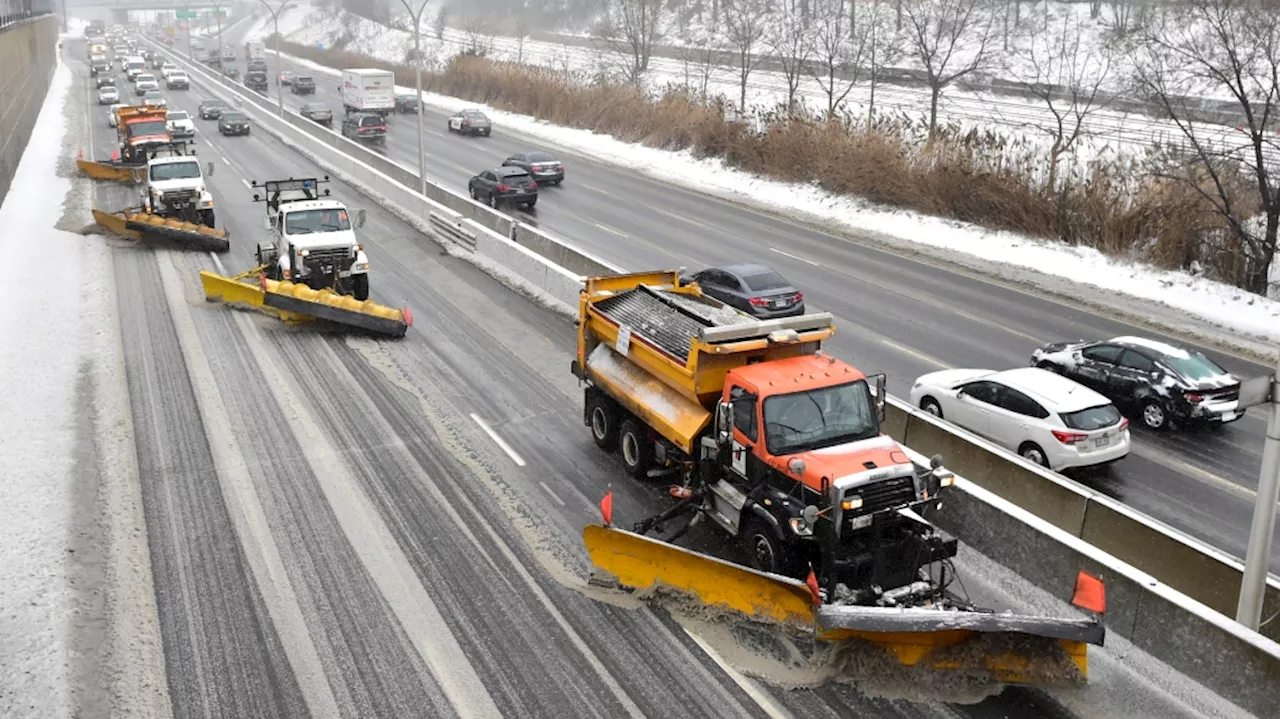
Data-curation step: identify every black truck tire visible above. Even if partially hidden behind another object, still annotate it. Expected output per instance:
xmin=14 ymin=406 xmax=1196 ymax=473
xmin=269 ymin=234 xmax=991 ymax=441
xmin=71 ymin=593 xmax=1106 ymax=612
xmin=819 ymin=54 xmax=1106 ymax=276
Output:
xmin=619 ymin=419 xmax=653 ymax=479
xmin=352 ymin=273 xmax=370 ymax=301
xmin=740 ymin=516 xmax=802 ymax=578
xmin=587 ymin=394 xmax=619 ymax=452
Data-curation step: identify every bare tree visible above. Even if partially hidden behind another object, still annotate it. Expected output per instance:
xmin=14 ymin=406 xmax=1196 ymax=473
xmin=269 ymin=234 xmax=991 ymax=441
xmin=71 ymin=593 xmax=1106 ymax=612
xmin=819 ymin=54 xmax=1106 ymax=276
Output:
xmin=598 ymin=0 xmax=669 ymax=84
xmin=432 ymin=5 xmax=448 ymax=41
xmin=514 ymin=14 xmax=530 ymax=64
xmin=864 ymin=2 xmax=904 ymax=127
xmin=676 ymin=22 xmax=724 ymax=99
xmin=767 ymin=3 xmax=812 ymax=111
xmin=807 ymin=0 xmax=868 ymax=116
xmin=723 ymin=0 xmax=768 ymax=110
xmin=902 ymin=0 xmax=997 ymax=137
xmin=1009 ymin=15 xmax=1113 ymax=189
xmin=462 ymin=15 xmax=494 ymax=56
xmin=1134 ymin=0 xmax=1280 ymax=295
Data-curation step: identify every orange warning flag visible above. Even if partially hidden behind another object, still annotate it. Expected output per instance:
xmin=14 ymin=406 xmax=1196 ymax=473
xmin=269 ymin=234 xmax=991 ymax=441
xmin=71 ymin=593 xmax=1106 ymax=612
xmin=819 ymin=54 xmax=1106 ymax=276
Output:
xmin=599 ymin=489 xmax=613 ymax=527
xmin=806 ymin=566 xmax=822 ymax=606
xmin=1072 ymin=571 xmax=1106 ymax=614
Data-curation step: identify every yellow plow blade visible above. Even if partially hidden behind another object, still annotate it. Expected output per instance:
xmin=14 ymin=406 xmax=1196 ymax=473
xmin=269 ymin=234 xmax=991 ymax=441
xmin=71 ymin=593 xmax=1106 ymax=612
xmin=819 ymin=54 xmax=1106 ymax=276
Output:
xmin=92 ymin=209 xmax=141 ymax=239
xmin=582 ymin=526 xmax=1101 ymax=685
xmin=77 ymin=159 xmax=142 ymax=182
xmin=123 ymin=212 xmax=230 ymax=252
xmin=261 ymin=279 xmax=412 ymax=338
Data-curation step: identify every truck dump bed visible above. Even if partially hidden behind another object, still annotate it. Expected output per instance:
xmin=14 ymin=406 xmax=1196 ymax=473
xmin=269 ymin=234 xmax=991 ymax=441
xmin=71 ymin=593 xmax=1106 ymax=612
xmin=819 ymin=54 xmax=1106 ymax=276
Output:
xmin=576 ymin=271 xmax=836 ymax=454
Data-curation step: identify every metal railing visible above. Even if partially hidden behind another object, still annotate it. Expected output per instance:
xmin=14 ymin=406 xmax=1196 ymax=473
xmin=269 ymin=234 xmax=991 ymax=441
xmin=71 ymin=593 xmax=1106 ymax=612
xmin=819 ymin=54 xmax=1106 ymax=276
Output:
xmin=0 ymin=9 xmax=50 ymax=33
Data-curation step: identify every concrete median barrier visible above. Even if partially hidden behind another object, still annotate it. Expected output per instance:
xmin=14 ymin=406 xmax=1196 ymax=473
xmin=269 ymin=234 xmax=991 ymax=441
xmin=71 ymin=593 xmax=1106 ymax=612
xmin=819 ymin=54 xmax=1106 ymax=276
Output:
xmin=0 ymin=16 xmax=57 ymax=206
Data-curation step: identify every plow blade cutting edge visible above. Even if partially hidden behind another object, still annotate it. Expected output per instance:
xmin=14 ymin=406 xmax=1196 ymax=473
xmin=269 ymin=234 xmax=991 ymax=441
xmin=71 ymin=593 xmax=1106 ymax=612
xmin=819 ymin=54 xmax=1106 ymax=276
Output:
xmin=77 ymin=159 xmax=144 ymax=183
xmin=582 ymin=525 xmax=1102 ymax=685
xmin=93 ymin=209 xmax=230 ymax=253
xmin=199 ymin=271 xmax=412 ymax=338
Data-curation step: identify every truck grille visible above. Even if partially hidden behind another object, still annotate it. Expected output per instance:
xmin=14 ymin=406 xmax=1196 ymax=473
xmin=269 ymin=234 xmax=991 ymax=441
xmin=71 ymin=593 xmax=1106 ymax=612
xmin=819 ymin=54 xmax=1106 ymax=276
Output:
xmin=161 ymin=189 xmax=196 ymax=207
xmin=302 ymin=247 xmax=353 ymax=271
xmin=845 ymin=475 xmax=916 ymax=517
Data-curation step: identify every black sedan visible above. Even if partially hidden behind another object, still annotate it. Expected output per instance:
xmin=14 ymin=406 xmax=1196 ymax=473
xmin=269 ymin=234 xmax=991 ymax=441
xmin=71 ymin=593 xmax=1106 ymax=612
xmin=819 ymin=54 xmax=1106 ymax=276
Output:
xmin=299 ymin=102 xmax=333 ymax=126
xmin=1031 ymin=337 xmax=1242 ymax=431
xmin=291 ymin=75 xmax=316 ymax=94
xmin=198 ymin=99 xmax=226 ymax=119
xmin=503 ymin=151 xmax=564 ymax=185
xmin=685 ymin=264 xmax=805 ymax=319
xmin=468 ymin=166 xmax=538 ymax=209
xmin=394 ymin=92 xmax=419 ymax=113
xmin=218 ymin=110 xmax=251 ymax=136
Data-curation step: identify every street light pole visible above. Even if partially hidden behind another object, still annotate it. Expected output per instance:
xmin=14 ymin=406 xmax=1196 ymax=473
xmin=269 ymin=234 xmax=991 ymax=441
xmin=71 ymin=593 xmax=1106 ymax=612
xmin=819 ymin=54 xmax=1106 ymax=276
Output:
xmin=214 ymin=4 xmax=222 ymax=64
xmin=399 ymin=0 xmax=430 ymax=195
xmin=1237 ymin=352 xmax=1280 ymax=630
xmin=259 ymin=0 xmax=292 ymax=118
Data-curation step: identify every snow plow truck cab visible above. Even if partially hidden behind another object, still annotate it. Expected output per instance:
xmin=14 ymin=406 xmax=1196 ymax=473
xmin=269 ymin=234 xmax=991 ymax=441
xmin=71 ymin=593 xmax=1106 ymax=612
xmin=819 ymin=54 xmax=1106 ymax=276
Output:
xmin=252 ymin=177 xmax=372 ymax=301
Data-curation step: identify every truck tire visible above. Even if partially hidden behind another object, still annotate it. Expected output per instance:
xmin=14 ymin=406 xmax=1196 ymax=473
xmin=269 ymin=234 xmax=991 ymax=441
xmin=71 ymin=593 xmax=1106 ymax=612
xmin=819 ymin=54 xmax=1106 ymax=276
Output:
xmin=352 ymin=273 xmax=369 ymax=301
xmin=741 ymin=516 xmax=801 ymax=578
xmin=199 ymin=209 xmax=215 ymax=228
xmin=619 ymin=419 xmax=653 ymax=479
xmin=587 ymin=394 xmax=619 ymax=452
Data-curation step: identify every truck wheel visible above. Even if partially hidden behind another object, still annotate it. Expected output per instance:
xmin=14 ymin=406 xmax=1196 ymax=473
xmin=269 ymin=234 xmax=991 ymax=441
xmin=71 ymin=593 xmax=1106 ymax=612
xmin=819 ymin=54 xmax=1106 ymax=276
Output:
xmin=199 ymin=209 xmax=215 ymax=227
xmin=587 ymin=394 xmax=619 ymax=452
xmin=352 ymin=273 xmax=369 ymax=301
xmin=619 ymin=419 xmax=653 ymax=479
xmin=741 ymin=517 xmax=793 ymax=577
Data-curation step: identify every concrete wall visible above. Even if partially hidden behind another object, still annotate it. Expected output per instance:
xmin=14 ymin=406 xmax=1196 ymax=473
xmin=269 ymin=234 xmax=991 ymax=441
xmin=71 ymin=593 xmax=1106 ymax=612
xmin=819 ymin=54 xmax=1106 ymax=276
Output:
xmin=0 ymin=15 xmax=57 ymax=207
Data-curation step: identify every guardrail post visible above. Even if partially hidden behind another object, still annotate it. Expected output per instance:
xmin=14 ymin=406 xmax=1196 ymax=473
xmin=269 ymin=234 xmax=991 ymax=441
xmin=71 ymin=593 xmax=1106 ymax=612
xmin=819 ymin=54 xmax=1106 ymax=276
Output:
xmin=1237 ymin=351 xmax=1280 ymax=630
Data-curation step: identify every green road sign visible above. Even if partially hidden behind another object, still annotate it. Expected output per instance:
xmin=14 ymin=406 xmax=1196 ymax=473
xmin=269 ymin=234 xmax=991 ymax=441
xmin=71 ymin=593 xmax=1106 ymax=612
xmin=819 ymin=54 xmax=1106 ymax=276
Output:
xmin=176 ymin=11 xmax=196 ymax=19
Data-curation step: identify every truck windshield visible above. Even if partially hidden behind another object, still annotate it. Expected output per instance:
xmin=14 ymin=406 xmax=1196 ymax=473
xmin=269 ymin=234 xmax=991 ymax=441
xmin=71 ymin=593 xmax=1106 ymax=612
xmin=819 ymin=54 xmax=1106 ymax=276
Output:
xmin=763 ymin=381 xmax=879 ymax=455
xmin=128 ymin=120 xmax=168 ymax=137
xmin=285 ymin=209 xmax=351 ymax=234
xmin=150 ymin=162 xmax=201 ymax=181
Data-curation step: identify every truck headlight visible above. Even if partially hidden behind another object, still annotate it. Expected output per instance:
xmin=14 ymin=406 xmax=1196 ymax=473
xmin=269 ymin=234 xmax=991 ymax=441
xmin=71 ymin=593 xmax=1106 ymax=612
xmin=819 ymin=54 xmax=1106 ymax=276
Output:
xmin=353 ymin=262 xmax=370 ymax=272
xmin=788 ymin=517 xmax=814 ymax=537
xmin=840 ymin=496 xmax=863 ymax=511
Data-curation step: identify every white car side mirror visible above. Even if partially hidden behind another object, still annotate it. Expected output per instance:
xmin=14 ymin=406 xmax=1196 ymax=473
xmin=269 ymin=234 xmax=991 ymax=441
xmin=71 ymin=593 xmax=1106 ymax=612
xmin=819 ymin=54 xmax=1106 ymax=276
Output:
xmin=262 ymin=216 xmax=271 ymax=231
xmin=355 ymin=209 xmax=367 ymax=228
xmin=206 ymin=161 xmax=214 ymax=177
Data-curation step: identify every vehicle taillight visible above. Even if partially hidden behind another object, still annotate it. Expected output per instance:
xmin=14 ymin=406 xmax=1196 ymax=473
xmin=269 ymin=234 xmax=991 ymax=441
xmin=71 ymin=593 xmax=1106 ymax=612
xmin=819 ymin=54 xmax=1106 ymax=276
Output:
xmin=465 ymin=119 xmax=472 ymax=125
xmin=528 ymin=181 xmax=537 ymax=189
xmin=748 ymin=297 xmax=767 ymax=307
xmin=496 ymin=184 xmax=510 ymax=192
xmin=793 ymin=291 xmax=804 ymax=302
xmin=1119 ymin=417 xmax=1130 ymax=432
xmin=556 ymin=164 xmax=564 ymax=171
xmin=1184 ymin=391 xmax=1204 ymax=403
xmin=1052 ymin=429 xmax=1089 ymax=444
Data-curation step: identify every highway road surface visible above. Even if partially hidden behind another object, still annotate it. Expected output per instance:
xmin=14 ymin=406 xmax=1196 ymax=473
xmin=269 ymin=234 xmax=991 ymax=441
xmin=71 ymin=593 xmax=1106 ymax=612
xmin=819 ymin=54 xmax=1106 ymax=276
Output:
xmin=191 ymin=30 xmax=1280 ymax=576
xmin=66 ymin=37 xmax=1255 ymax=718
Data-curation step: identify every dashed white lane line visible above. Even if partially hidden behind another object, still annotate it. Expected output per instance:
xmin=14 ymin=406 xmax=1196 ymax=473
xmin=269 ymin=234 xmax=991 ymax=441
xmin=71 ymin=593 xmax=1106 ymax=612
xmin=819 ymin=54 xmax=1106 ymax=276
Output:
xmin=469 ymin=413 xmax=527 ymax=467
xmin=209 ymin=251 xmax=227 ymax=275
xmin=538 ymin=481 xmax=566 ymax=506
xmin=769 ymin=247 xmax=819 ymax=267
xmin=240 ymin=178 xmax=252 ymax=189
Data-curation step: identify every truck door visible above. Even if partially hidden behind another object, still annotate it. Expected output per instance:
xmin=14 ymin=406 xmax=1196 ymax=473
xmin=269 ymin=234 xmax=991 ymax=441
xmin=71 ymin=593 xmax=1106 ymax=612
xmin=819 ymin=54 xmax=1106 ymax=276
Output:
xmin=727 ymin=385 xmax=759 ymax=481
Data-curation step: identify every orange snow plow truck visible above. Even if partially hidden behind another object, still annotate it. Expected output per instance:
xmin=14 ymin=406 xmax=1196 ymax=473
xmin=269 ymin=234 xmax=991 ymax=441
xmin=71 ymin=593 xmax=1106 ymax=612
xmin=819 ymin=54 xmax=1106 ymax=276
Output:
xmin=573 ymin=270 xmax=1105 ymax=686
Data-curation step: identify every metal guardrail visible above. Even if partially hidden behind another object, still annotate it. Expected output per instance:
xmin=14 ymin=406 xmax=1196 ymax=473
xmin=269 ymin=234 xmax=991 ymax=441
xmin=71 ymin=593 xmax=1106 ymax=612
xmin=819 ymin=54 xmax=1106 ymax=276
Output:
xmin=428 ymin=210 xmax=475 ymax=250
xmin=0 ymin=9 xmax=50 ymax=33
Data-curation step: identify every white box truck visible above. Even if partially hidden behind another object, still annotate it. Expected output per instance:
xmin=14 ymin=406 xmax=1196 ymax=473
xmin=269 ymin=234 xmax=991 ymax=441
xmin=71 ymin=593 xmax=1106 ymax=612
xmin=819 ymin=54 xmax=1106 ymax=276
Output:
xmin=341 ymin=69 xmax=395 ymax=116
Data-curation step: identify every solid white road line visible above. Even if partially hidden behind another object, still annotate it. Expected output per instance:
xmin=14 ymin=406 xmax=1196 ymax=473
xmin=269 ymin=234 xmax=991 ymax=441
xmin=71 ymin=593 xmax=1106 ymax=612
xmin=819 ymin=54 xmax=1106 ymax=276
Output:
xmin=469 ymin=413 xmax=527 ymax=467
xmin=684 ymin=629 xmax=795 ymax=719
xmin=769 ymin=246 xmax=819 ymax=266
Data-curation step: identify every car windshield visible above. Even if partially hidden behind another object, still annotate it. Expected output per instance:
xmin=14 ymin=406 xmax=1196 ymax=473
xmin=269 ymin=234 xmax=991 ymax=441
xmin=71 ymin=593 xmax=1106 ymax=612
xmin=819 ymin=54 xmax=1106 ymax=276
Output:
xmin=502 ymin=171 xmax=531 ymax=183
xmin=1161 ymin=353 xmax=1230 ymax=382
xmin=145 ymin=92 xmax=162 ymax=99
xmin=128 ymin=120 xmax=167 ymax=137
xmin=296 ymin=76 xmax=312 ymax=83
xmin=464 ymin=111 xmax=486 ymax=119
xmin=169 ymin=111 xmax=188 ymax=120
xmin=764 ymin=381 xmax=879 ymax=455
xmin=285 ymin=208 xmax=352 ymax=234
xmin=528 ymin=152 xmax=556 ymax=162
xmin=150 ymin=161 xmax=201 ymax=181
xmin=742 ymin=271 xmax=790 ymax=292
xmin=359 ymin=116 xmax=384 ymax=127
xmin=223 ymin=112 xmax=246 ymax=122
xmin=1060 ymin=404 xmax=1122 ymax=431
xmin=304 ymin=104 xmax=326 ymax=112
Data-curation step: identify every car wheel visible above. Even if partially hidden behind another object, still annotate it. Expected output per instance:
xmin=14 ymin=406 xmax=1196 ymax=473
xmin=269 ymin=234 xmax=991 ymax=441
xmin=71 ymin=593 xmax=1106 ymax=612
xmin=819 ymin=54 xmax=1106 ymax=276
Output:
xmin=525 ymin=198 xmax=537 ymax=208
xmin=1019 ymin=442 xmax=1050 ymax=468
xmin=1141 ymin=399 xmax=1169 ymax=431
xmin=488 ymin=194 xmax=498 ymax=209
xmin=587 ymin=394 xmax=619 ymax=452
xmin=920 ymin=397 xmax=943 ymax=419
xmin=619 ymin=419 xmax=653 ymax=479
xmin=469 ymin=186 xmax=477 ymax=200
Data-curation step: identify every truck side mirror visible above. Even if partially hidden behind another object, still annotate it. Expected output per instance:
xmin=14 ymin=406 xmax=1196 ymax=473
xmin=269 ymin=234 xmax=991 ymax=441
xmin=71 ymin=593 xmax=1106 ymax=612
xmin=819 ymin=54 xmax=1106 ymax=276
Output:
xmin=355 ymin=209 xmax=367 ymax=228
xmin=261 ymin=216 xmax=271 ymax=231
xmin=715 ymin=400 xmax=732 ymax=436
xmin=205 ymin=161 xmax=214 ymax=177
xmin=872 ymin=372 xmax=887 ymax=422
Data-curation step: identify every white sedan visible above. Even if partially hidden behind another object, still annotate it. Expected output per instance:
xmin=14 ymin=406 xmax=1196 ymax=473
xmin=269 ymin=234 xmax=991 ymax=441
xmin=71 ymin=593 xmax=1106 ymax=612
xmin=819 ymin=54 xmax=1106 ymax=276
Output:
xmin=909 ymin=367 xmax=1130 ymax=471
xmin=97 ymin=85 xmax=119 ymax=104
xmin=107 ymin=103 xmax=126 ymax=127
